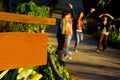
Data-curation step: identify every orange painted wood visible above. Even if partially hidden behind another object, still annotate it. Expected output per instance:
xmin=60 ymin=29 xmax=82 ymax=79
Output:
xmin=0 ymin=12 xmax=56 ymax=25
xmin=0 ymin=32 xmax=48 ymax=70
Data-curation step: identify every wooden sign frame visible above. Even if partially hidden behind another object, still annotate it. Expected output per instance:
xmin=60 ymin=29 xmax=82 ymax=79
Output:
xmin=0 ymin=12 xmax=56 ymax=25
xmin=0 ymin=12 xmax=56 ymax=70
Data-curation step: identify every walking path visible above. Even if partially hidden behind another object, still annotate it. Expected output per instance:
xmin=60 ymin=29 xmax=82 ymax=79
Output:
xmin=46 ymin=26 xmax=120 ymax=80
xmin=47 ymin=0 xmax=120 ymax=79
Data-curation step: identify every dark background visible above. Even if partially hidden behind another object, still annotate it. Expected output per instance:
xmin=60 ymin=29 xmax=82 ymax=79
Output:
xmin=83 ymin=0 xmax=120 ymax=19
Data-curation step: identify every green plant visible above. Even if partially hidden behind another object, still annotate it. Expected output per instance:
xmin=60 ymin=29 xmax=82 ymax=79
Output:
xmin=17 ymin=67 xmax=42 ymax=80
xmin=48 ymin=45 xmax=73 ymax=80
xmin=0 ymin=45 xmax=72 ymax=80
xmin=11 ymin=1 xmax=48 ymax=33
xmin=0 ymin=67 xmax=42 ymax=80
xmin=0 ymin=2 xmax=3 ymax=11
xmin=97 ymin=0 xmax=112 ymax=8
xmin=93 ymin=24 xmax=120 ymax=48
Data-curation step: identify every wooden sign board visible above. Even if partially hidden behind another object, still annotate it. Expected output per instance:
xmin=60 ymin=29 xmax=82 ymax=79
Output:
xmin=0 ymin=32 xmax=48 ymax=70
xmin=0 ymin=12 xmax=56 ymax=25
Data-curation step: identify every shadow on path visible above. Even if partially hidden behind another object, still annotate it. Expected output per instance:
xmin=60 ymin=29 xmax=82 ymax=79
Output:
xmin=46 ymin=20 xmax=120 ymax=80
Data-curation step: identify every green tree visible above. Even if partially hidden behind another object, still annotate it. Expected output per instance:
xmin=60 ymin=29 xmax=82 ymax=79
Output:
xmin=97 ymin=0 xmax=112 ymax=8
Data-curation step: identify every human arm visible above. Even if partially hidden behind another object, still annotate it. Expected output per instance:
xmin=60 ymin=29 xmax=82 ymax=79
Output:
xmin=68 ymin=3 xmax=75 ymax=18
xmin=99 ymin=13 xmax=114 ymax=20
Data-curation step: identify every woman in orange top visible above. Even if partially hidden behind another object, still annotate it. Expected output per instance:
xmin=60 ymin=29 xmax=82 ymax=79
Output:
xmin=74 ymin=11 xmax=85 ymax=52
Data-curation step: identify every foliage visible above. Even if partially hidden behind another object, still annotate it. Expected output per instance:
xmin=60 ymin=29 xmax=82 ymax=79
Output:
xmin=15 ymin=1 xmax=48 ymax=32
xmin=0 ymin=2 xmax=3 ymax=11
xmin=97 ymin=0 xmax=112 ymax=8
xmin=0 ymin=45 xmax=73 ymax=80
xmin=46 ymin=45 xmax=73 ymax=80
xmin=38 ymin=64 xmax=55 ymax=80
xmin=93 ymin=23 xmax=120 ymax=48
xmin=17 ymin=67 xmax=42 ymax=80
xmin=0 ymin=1 xmax=48 ymax=33
xmin=0 ymin=67 xmax=42 ymax=80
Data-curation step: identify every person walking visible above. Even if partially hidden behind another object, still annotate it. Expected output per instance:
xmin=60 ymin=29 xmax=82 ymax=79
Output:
xmin=74 ymin=11 xmax=85 ymax=52
xmin=63 ymin=11 xmax=73 ymax=59
xmin=57 ymin=11 xmax=67 ymax=51
xmin=56 ymin=11 xmax=68 ymax=62
xmin=56 ymin=10 xmax=73 ymax=61
xmin=68 ymin=3 xmax=96 ymax=52
xmin=97 ymin=13 xmax=114 ymax=53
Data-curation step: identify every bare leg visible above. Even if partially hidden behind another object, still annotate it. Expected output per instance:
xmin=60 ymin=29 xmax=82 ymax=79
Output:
xmin=103 ymin=35 xmax=108 ymax=51
xmin=97 ymin=34 xmax=104 ymax=51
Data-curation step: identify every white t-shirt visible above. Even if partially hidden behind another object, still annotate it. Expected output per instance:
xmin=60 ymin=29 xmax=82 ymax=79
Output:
xmin=101 ymin=27 xmax=109 ymax=35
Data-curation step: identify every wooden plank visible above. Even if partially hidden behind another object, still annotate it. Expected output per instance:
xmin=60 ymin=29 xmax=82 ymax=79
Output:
xmin=0 ymin=32 xmax=48 ymax=70
xmin=0 ymin=12 xmax=56 ymax=25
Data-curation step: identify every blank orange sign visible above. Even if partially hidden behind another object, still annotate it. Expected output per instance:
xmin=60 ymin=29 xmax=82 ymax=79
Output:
xmin=0 ymin=32 xmax=48 ymax=70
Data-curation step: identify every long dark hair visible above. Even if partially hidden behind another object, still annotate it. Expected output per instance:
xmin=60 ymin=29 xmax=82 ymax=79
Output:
xmin=61 ymin=10 xmax=71 ymax=18
xmin=77 ymin=11 xmax=84 ymax=20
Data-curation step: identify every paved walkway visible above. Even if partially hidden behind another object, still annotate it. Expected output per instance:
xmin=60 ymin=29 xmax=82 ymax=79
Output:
xmin=46 ymin=26 xmax=120 ymax=80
